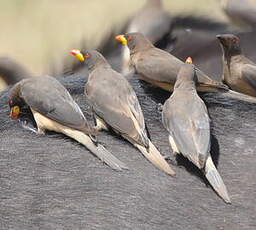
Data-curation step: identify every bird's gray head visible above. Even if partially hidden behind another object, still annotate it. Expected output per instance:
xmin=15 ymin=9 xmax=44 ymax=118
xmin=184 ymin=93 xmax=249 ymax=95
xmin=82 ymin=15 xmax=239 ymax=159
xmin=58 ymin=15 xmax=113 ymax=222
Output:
xmin=216 ymin=34 xmax=241 ymax=57
xmin=70 ymin=49 xmax=109 ymax=72
xmin=115 ymin=32 xmax=154 ymax=53
xmin=174 ymin=62 xmax=197 ymax=90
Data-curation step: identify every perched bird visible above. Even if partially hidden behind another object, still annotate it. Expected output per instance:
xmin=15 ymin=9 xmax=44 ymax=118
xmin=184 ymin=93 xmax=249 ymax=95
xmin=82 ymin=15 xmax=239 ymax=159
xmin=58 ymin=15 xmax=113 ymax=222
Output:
xmin=220 ymin=0 xmax=256 ymax=29
xmin=162 ymin=57 xmax=231 ymax=203
xmin=115 ymin=32 xmax=228 ymax=93
xmin=217 ymin=34 xmax=256 ymax=97
xmin=0 ymin=56 xmax=30 ymax=90
xmin=8 ymin=76 xmax=127 ymax=171
xmin=121 ymin=0 xmax=172 ymax=74
xmin=71 ymin=49 xmax=175 ymax=175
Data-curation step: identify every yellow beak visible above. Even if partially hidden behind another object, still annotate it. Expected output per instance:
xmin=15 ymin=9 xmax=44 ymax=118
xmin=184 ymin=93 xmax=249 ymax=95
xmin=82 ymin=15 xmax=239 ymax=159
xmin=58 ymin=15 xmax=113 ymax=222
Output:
xmin=115 ymin=34 xmax=127 ymax=45
xmin=10 ymin=105 xmax=20 ymax=119
xmin=70 ymin=49 xmax=85 ymax=61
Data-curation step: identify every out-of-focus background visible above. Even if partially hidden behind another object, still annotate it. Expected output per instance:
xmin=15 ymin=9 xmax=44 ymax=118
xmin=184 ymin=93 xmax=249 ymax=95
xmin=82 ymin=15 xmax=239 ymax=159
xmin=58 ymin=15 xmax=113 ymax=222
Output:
xmin=0 ymin=0 xmax=231 ymax=75
xmin=1 ymin=0 xmax=256 ymax=76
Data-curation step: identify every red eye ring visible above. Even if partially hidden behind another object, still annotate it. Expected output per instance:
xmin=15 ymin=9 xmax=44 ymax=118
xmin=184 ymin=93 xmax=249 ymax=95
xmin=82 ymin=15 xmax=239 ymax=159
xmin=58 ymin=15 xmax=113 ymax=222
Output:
xmin=127 ymin=35 xmax=132 ymax=41
xmin=231 ymin=38 xmax=237 ymax=43
xmin=85 ymin=53 xmax=91 ymax=58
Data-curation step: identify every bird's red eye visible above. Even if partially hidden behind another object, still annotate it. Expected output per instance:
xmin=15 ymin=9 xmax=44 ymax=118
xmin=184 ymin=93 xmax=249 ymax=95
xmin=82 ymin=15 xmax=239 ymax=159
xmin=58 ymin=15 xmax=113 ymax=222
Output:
xmin=127 ymin=36 xmax=132 ymax=41
xmin=231 ymin=38 xmax=238 ymax=43
xmin=85 ymin=53 xmax=91 ymax=58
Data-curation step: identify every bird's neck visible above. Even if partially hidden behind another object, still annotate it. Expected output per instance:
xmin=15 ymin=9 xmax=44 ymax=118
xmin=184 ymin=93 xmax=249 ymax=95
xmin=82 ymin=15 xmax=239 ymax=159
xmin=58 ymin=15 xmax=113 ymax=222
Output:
xmin=174 ymin=80 xmax=196 ymax=91
xmin=223 ymin=52 xmax=242 ymax=81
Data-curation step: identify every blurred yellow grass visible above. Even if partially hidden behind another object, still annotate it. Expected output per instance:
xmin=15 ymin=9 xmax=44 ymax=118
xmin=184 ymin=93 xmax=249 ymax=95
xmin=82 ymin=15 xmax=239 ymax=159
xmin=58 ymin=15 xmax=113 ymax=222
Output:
xmin=0 ymin=0 xmax=248 ymax=75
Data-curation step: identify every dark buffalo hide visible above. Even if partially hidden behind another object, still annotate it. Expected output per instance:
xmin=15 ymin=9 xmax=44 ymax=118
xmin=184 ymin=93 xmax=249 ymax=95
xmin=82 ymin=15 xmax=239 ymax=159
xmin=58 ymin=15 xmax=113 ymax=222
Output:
xmin=0 ymin=72 xmax=255 ymax=229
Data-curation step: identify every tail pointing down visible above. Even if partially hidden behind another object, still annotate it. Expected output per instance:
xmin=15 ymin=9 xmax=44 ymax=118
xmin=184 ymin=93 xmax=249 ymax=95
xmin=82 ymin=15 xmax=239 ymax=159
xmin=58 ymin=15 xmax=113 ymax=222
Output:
xmin=205 ymin=156 xmax=231 ymax=204
xmin=135 ymin=140 xmax=175 ymax=176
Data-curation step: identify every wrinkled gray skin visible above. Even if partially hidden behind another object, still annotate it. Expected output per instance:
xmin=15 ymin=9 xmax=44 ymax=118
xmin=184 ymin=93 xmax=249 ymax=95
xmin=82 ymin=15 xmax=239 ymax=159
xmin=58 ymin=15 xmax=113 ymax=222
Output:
xmin=1 ymin=22 xmax=256 ymax=229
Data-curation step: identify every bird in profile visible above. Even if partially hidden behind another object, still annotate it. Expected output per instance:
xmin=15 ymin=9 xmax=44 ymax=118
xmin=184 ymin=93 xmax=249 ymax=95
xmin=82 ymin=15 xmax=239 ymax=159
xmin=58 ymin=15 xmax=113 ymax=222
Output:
xmin=217 ymin=34 xmax=256 ymax=97
xmin=71 ymin=49 xmax=175 ymax=175
xmin=8 ymin=76 xmax=128 ymax=171
xmin=115 ymin=32 xmax=228 ymax=93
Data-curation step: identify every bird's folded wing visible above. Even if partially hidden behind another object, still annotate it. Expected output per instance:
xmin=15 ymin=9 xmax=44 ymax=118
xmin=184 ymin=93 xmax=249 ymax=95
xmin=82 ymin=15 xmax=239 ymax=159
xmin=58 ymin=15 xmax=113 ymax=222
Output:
xmin=166 ymin=97 xmax=210 ymax=167
xmin=241 ymin=64 xmax=256 ymax=89
xmin=20 ymin=76 xmax=91 ymax=132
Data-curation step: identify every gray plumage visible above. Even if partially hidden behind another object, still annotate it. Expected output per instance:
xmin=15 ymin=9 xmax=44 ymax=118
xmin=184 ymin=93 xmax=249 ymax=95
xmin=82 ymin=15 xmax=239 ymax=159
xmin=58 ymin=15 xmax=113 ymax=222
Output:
xmin=217 ymin=34 xmax=256 ymax=97
xmin=85 ymin=53 xmax=149 ymax=147
xmin=124 ymin=32 xmax=228 ymax=92
xmin=162 ymin=63 xmax=230 ymax=203
xmin=78 ymin=50 xmax=175 ymax=175
xmin=9 ymin=76 xmax=127 ymax=171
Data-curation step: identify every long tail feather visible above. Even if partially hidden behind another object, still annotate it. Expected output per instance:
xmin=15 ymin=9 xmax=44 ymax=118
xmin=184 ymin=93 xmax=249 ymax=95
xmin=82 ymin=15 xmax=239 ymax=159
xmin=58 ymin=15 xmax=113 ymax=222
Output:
xmin=135 ymin=140 xmax=175 ymax=176
xmin=63 ymin=128 xmax=128 ymax=171
xmin=205 ymin=156 xmax=231 ymax=204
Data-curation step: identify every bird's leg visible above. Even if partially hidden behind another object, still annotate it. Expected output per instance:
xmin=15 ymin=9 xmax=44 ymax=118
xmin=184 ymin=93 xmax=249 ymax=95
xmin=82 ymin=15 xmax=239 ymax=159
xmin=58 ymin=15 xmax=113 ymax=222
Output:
xmin=20 ymin=120 xmax=45 ymax=135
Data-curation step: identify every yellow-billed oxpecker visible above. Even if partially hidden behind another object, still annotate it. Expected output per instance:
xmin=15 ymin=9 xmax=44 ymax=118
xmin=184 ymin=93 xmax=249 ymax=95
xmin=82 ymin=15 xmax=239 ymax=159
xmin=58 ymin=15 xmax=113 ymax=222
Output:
xmin=8 ymin=76 xmax=128 ymax=171
xmin=115 ymin=32 xmax=228 ymax=93
xmin=162 ymin=57 xmax=231 ymax=203
xmin=217 ymin=34 xmax=256 ymax=97
xmin=70 ymin=49 xmax=175 ymax=175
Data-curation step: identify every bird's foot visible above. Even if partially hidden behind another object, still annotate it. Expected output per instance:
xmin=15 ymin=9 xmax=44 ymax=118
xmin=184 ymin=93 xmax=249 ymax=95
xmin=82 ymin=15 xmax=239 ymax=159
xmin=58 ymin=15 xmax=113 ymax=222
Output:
xmin=20 ymin=120 xmax=45 ymax=135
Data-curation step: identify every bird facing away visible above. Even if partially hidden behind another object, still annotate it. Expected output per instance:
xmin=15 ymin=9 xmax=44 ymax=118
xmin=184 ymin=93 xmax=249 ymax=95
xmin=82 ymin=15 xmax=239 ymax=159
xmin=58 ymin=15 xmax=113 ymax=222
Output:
xmin=121 ymin=0 xmax=172 ymax=74
xmin=162 ymin=58 xmax=231 ymax=203
xmin=70 ymin=49 xmax=175 ymax=176
xmin=217 ymin=34 xmax=256 ymax=97
xmin=220 ymin=0 xmax=256 ymax=29
xmin=115 ymin=32 xmax=228 ymax=93
xmin=8 ymin=76 xmax=128 ymax=171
